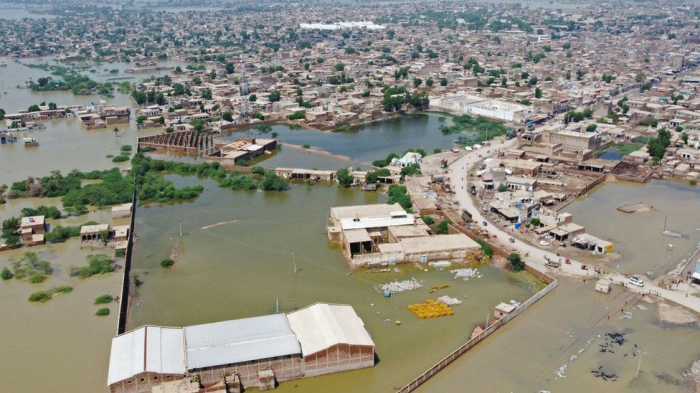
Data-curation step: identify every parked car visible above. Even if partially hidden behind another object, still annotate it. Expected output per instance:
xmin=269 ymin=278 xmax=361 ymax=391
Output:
xmin=539 ymin=240 xmax=550 ymax=246
xmin=509 ymin=237 xmax=515 ymax=243
xmin=629 ymin=276 xmax=645 ymax=287
xmin=482 ymin=221 xmax=487 ymax=226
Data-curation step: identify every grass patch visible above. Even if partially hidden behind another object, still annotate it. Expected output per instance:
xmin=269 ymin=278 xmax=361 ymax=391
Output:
xmin=28 ymin=291 xmax=52 ymax=303
xmin=95 ymin=308 xmax=110 ymax=316
xmin=55 ymin=286 xmax=73 ymax=294
xmin=11 ymin=252 xmax=53 ymax=282
xmin=112 ymin=155 xmax=129 ymax=163
xmin=94 ymin=294 xmax=113 ymax=304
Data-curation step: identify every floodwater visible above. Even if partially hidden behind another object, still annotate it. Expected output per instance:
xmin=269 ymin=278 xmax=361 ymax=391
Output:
xmin=128 ymin=177 xmax=544 ymax=392
xmin=0 ymin=212 xmax=125 ymax=393
xmin=563 ymin=180 xmax=700 ymax=277
xmin=420 ymin=277 xmax=700 ymax=392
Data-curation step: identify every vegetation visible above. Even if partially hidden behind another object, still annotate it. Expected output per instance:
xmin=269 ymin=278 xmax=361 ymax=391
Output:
xmin=476 ymin=239 xmax=493 ymax=259
xmin=441 ymin=114 xmax=508 ymax=145
xmin=647 ymin=128 xmax=672 ymax=164
xmin=387 ymin=185 xmax=411 ymax=210
xmin=28 ymin=291 xmax=52 ymax=303
xmin=95 ymin=308 xmax=110 ymax=316
xmin=432 ymin=220 xmax=452 ymax=235
xmin=160 ymin=258 xmax=175 ymax=268
xmin=26 ymin=63 xmax=114 ymax=97
xmin=11 ymin=252 xmax=53 ymax=283
xmin=421 ymin=215 xmax=435 ymax=226
xmin=1 ymin=216 xmax=21 ymax=247
xmin=45 ymin=221 xmax=99 ymax=243
xmin=401 ymin=163 xmax=421 ymax=176
xmin=508 ymin=252 xmax=525 ymax=272
xmin=55 ymin=286 xmax=73 ymax=294
xmin=1 ymin=267 xmax=14 ymax=280
xmin=21 ymin=206 xmax=62 ymax=219
xmin=336 ymin=168 xmax=355 ymax=187
xmin=94 ymin=294 xmax=114 ymax=304
xmin=70 ymin=254 xmax=116 ymax=279
xmin=112 ymin=155 xmax=129 ymax=163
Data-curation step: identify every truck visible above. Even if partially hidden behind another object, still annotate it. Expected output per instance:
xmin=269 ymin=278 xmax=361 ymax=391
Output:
xmin=544 ymin=256 xmax=561 ymax=268
xmin=440 ymin=159 xmax=448 ymax=169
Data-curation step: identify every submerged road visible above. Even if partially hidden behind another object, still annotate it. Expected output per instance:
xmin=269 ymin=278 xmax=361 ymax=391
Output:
xmin=438 ymin=139 xmax=700 ymax=314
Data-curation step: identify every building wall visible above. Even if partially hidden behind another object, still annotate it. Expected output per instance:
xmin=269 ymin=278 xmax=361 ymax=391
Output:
xmin=303 ymin=344 xmax=375 ymax=377
xmin=193 ymin=354 xmax=303 ymax=389
xmin=109 ymin=372 xmax=184 ymax=393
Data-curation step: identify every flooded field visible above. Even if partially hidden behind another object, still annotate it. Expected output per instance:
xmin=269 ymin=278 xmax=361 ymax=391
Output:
xmin=128 ymin=177 xmax=544 ymax=392
xmin=420 ymin=277 xmax=700 ymax=392
xmin=0 ymin=225 xmax=123 ymax=392
xmin=563 ymin=180 xmax=700 ymax=277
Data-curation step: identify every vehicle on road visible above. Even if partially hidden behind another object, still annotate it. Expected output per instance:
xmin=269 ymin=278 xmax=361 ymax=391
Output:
xmin=509 ymin=237 xmax=515 ymax=243
xmin=629 ymin=276 xmax=645 ymax=287
xmin=539 ymin=240 xmax=550 ymax=246
xmin=482 ymin=221 xmax=487 ymax=226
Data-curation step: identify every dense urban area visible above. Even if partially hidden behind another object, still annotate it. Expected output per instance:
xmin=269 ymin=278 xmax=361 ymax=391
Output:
xmin=1 ymin=0 xmax=700 ymax=392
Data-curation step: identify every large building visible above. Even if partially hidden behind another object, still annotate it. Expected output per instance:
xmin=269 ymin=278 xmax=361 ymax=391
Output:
xmin=107 ymin=303 xmax=374 ymax=393
xmin=327 ymin=203 xmax=481 ymax=267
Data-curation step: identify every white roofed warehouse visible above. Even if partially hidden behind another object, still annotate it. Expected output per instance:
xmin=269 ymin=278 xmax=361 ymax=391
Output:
xmin=286 ymin=303 xmax=375 ymax=377
xmin=107 ymin=303 xmax=374 ymax=392
xmin=107 ymin=326 xmax=186 ymax=393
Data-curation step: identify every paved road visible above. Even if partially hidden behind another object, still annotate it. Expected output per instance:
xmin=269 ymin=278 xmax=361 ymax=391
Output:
xmin=439 ymin=140 xmax=700 ymax=313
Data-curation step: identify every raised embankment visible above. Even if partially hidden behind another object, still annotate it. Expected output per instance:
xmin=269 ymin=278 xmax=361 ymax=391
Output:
xmin=116 ymin=191 xmax=137 ymax=335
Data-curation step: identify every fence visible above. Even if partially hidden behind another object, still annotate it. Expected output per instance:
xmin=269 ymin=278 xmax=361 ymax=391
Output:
xmin=116 ymin=191 xmax=138 ymax=335
xmin=396 ymin=266 xmax=557 ymax=393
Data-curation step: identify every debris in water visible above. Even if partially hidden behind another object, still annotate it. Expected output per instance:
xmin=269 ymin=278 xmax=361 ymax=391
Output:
xmin=437 ymin=295 xmax=462 ymax=306
xmin=619 ymin=312 xmax=633 ymax=320
xmin=450 ymin=268 xmax=482 ymax=280
xmin=377 ymin=278 xmax=423 ymax=294
xmin=637 ymin=305 xmax=648 ymax=311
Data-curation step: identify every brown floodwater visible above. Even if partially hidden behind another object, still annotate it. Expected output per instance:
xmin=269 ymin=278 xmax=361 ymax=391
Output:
xmin=420 ymin=277 xmax=700 ymax=392
xmin=563 ymin=179 xmax=700 ymax=277
xmin=127 ymin=177 xmax=544 ymax=392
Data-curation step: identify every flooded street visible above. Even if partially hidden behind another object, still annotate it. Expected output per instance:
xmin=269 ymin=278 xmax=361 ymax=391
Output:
xmin=563 ymin=180 xmax=700 ymax=277
xmin=420 ymin=277 xmax=700 ymax=392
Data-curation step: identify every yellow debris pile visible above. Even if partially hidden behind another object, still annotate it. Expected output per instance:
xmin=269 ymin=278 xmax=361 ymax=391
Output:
xmin=407 ymin=300 xmax=454 ymax=319
xmin=465 ymin=249 xmax=489 ymax=264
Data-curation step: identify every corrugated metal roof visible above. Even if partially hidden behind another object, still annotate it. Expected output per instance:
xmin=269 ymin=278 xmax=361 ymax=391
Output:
xmin=184 ymin=314 xmax=300 ymax=370
xmin=286 ymin=303 xmax=374 ymax=357
xmin=107 ymin=326 xmax=186 ymax=386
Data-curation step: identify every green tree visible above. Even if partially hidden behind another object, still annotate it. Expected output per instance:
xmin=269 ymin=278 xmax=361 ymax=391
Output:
xmin=268 ymin=91 xmax=281 ymax=102
xmin=413 ymin=78 xmax=422 ymax=88
xmin=336 ymin=168 xmax=354 ymax=187
xmin=440 ymin=78 xmax=448 ymax=86
xmin=508 ymin=253 xmax=525 ymax=272
xmin=535 ymin=87 xmax=542 ymax=99
xmin=222 ymin=112 xmax=233 ymax=122
xmin=28 ymin=104 xmax=40 ymax=112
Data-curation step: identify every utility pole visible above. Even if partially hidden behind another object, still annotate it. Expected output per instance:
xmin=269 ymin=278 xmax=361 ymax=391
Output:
xmin=635 ymin=352 xmax=646 ymax=378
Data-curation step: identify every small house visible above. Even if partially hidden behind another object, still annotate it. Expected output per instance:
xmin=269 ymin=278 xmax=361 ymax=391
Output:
xmin=595 ymin=278 xmax=612 ymax=294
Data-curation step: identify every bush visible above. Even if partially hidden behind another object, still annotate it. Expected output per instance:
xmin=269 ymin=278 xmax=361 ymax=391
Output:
xmin=94 ymin=294 xmax=113 ymax=304
xmin=476 ymin=239 xmax=493 ymax=259
xmin=432 ymin=220 xmax=452 ymax=235
xmin=387 ymin=185 xmax=412 ymax=209
xmin=336 ymin=168 xmax=354 ymax=187
xmin=71 ymin=254 xmax=116 ymax=278
xmin=421 ymin=215 xmax=435 ymax=226
xmin=401 ymin=163 xmax=421 ymax=176
xmin=21 ymin=206 xmax=62 ymax=219
xmin=28 ymin=271 xmax=47 ymax=283
xmin=112 ymin=155 xmax=129 ymax=163
xmin=120 ymin=145 xmax=132 ymax=152
xmin=1 ymin=267 xmax=14 ymax=280
xmin=115 ymin=249 xmax=125 ymax=258
xmin=160 ymin=258 xmax=174 ymax=268
xmin=508 ymin=252 xmax=525 ymax=272
xmin=29 ymin=291 xmax=52 ymax=302
xmin=55 ymin=286 xmax=73 ymax=294
xmin=95 ymin=308 xmax=110 ymax=316
xmin=690 ymin=180 xmax=698 ymax=186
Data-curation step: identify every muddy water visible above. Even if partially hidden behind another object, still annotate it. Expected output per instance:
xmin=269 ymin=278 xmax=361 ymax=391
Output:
xmin=421 ymin=277 xmax=700 ymax=392
xmin=128 ymin=178 xmax=543 ymax=392
xmin=0 ymin=235 xmax=123 ymax=392
xmin=563 ymin=180 xmax=700 ymax=277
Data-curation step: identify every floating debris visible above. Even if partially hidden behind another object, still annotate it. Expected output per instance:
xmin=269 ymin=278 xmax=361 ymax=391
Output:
xmin=450 ymin=268 xmax=482 ymax=280
xmin=377 ymin=278 xmax=423 ymax=294
xmin=407 ymin=300 xmax=454 ymax=319
xmin=429 ymin=284 xmax=449 ymax=293
xmin=619 ymin=311 xmax=633 ymax=320
xmin=429 ymin=261 xmax=452 ymax=269
xmin=437 ymin=295 xmax=462 ymax=306
xmin=637 ymin=304 xmax=648 ymax=311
